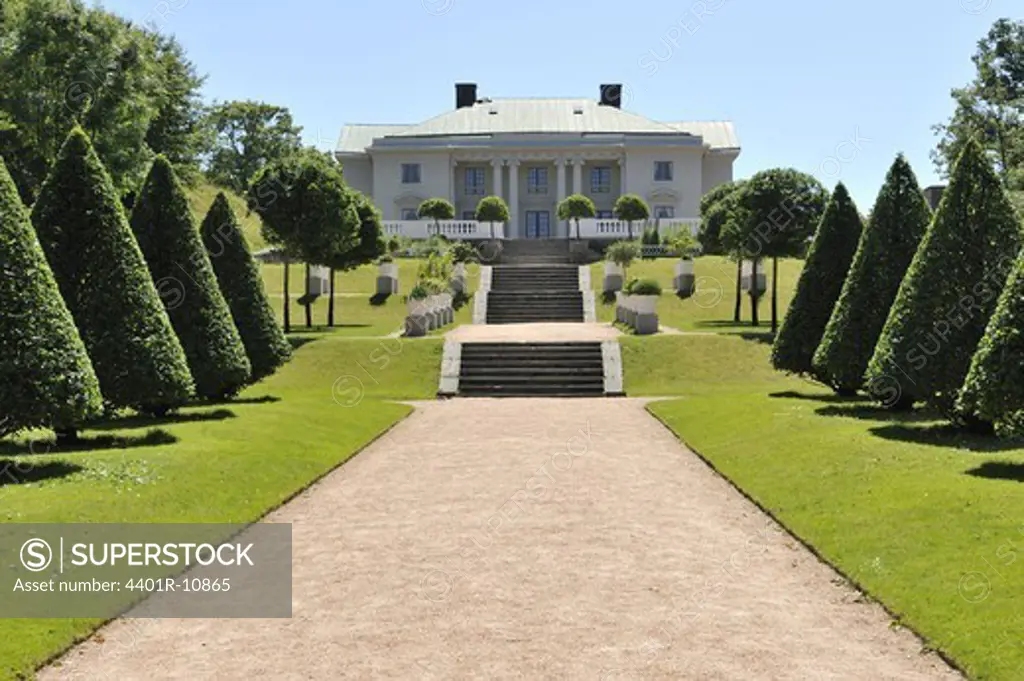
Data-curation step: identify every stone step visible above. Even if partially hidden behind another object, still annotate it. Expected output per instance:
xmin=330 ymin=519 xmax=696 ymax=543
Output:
xmin=460 ymin=366 xmax=603 ymax=376
xmin=457 ymin=387 xmax=605 ymax=397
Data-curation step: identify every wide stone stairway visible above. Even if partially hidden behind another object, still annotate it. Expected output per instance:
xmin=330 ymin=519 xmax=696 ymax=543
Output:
xmin=485 ymin=265 xmax=583 ymax=324
xmin=457 ymin=341 xmax=606 ymax=397
xmin=449 ymin=239 xmax=613 ymax=398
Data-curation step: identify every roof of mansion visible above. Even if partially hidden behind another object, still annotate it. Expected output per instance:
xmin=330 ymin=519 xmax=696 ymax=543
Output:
xmin=337 ymin=98 xmax=738 ymax=155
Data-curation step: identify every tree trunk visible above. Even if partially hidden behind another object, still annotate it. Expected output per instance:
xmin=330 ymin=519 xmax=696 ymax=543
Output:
xmin=304 ymin=263 xmax=312 ymax=329
xmin=750 ymin=258 xmax=760 ymax=327
xmin=771 ymin=257 xmax=779 ymax=333
xmin=733 ymin=259 xmax=742 ymax=323
xmin=627 ymin=221 xmax=632 ymax=240
xmin=282 ymin=255 xmax=291 ymax=334
xmin=328 ymin=268 xmax=336 ymax=327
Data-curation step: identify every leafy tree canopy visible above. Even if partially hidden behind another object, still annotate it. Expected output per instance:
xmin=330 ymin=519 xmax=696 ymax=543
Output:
xmin=208 ymin=100 xmax=303 ymax=193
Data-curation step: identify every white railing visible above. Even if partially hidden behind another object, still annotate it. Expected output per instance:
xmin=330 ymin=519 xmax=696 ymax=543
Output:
xmin=382 ymin=220 xmax=504 ymax=240
xmin=575 ymin=218 xmax=700 ymax=240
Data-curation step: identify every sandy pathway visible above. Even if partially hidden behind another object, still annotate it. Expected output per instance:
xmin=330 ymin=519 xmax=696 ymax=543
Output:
xmin=43 ymin=399 xmax=958 ymax=680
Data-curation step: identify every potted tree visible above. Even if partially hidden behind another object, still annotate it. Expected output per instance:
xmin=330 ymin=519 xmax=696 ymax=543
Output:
xmin=670 ymin=231 xmax=700 ymax=297
xmin=418 ymin=198 xmax=455 ymax=237
xmin=629 ymin=278 xmax=662 ymax=334
xmin=475 ymin=195 xmax=510 ymax=239
xmin=449 ymin=240 xmax=477 ymax=295
xmin=557 ymin=193 xmax=596 ymax=240
xmin=613 ymin=194 xmax=650 ymax=241
xmin=604 ymin=239 xmax=640 ymax=294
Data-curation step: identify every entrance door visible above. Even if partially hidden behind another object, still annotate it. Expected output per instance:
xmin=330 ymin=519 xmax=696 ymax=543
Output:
xmin=525 ymin=211 xmax=551 ymax=239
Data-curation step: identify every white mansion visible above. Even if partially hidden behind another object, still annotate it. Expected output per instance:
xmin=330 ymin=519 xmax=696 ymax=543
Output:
xmin=335 ymin=84 xmax=739 ymax=240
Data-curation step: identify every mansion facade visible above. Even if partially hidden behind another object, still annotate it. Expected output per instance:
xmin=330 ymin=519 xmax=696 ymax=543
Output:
xmin=335 ymin=84 xmax=740 ymax=240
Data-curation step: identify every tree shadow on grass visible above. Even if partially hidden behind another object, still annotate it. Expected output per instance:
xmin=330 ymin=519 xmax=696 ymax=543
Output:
xmin=965 ymin=461 xmax=1024 ymax=482
xmin=204 ymin=395 xmax=281 ymax=407
xmin=369 ymin=293 xmax=391 ymax=306
xmin=870 ymin=424 xmax=1024 ymax=453
xmin=600 ymin=291 xmax=617 ymax=305
xmin=731 ymin=331 xmax=775 ymax=345
xmin=287 ymin=336 xmax=319 ymax=352
xmin=769 ymin=390 xmax=864 ymax=405
xmin=0 ymin=460 xmax=83 ymax=487
xmin=816 ymin=404 xmax=936 ymax=423
xmin=0 ymin=430 xmax=178 ymax=457
xmin=88 ymin=409 xmax=236 ymax=432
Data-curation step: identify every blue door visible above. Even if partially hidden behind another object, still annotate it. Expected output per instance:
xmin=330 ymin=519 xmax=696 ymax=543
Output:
xmin=525 ymin=211 xmax=551 ymax=239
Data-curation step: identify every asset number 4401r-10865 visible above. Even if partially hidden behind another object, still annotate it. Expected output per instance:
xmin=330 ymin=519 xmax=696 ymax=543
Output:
xmin=125 ymin=577 xmax=231 ymax=592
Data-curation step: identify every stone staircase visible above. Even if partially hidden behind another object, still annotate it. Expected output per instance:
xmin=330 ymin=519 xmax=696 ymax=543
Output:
xmin=499 ymin=239 xmax=570 ymax=265
xmin=457 ymin=342 xmax=606 ymax=397
xmin=486 ymin=265 xmax=583 ymax=324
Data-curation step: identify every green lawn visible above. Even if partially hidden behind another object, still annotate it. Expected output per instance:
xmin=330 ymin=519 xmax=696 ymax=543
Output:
xmin=0 ymin=336 xmax=443 ymax=680
xmin=591 ymin=256 xmax=804 ymax=335
xmin=625 ymin=334 xmax=1024 ymax=680
xmin=260 ymin=261 xmax=479 ymax=335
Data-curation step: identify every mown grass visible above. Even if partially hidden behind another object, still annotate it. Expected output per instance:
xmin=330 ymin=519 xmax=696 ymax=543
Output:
xmin=591 ymin=256 xmax=804 ymax=335
xmin=625 ymin=334 xmax=1024 ymax=680
xmin=186 ymin=181 xmax=480 ymax=338
xmin=0 ymin=337 xmax=443 ymax=680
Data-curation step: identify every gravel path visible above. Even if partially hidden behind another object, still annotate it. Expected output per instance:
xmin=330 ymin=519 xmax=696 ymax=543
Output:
xmin=43 ymin=399 xmax=959 ymax=680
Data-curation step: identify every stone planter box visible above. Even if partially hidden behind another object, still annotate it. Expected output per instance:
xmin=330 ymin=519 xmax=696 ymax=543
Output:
xmin=307 ymin=265 xmax=330 ymax=296
xmin=740 ymin=260 xmax=767 ymax=296
xmin=673 ymin=259 xmax=695 ymax=297
xmin=377 ymin=262 xmax=399 ymax=295
xmin=405 ymin=292 xmax=455 ymax=336
xmin=451 ymin=262 xmax=467 ymax=295
xmin=615 ymin=293 xmax=659 ymax=335
xmin=603 ymin=261 xmax=624 ymax=293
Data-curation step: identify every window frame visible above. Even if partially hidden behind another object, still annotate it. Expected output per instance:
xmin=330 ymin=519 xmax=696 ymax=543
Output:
xmin=590 ymin=166 xmax=612 ymax=194
xmin=400 ymin=207 xmax=420 ymax=220
xmin=654 ymin=161 xmax=673 ymax=182
xmin=527 ymin=166 xmax=549 ymax=194
xmin=464 ymin=167 xmax=486 ymax=196
xmin=401 ymin=163 xmax=421 ymax=184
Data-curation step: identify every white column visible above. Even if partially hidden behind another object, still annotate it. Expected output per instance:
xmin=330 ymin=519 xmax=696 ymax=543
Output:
xmin=555 ymin=157 xmax=567 ymax=238
xmin=490 ymin=158 xmax=503 ymax=204
xmin=571 ymin=157 xmax=584 ymax=197
xmin=450 ymin=158 xmax=458 ymax=208
xmin=507 ymin=159 xmax=520 ymax=239
xmin=618 ymin=157 xmax=627 ymax=196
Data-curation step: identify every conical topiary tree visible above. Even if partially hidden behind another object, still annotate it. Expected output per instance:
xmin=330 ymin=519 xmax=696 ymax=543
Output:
xmin=132 ymin=157 xmax=252 ymax=398
xmin=0 ymin=155 xmax=103 ymax=440
xmin=31 ymin=128 xmax=193 ymax=415
xmin=812 ymin=156 xmax=931 ymax=394
xmin=865 ymin=140 xmax=1022 ymax=420
xmin=958 ymin=246 xmax=1024 ymax=435
xmin=771 ymin=183 xmax=863 ymax=375
xmin=200 ymin=192 xmax=291 ymax=381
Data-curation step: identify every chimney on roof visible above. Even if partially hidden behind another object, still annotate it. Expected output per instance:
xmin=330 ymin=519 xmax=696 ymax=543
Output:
xmin=599 ymin=84 xmax=622 ymax=108
xmin=455 ymin=83 xmax=478 ymax=109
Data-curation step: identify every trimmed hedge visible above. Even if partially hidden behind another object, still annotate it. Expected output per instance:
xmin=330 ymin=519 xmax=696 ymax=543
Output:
xmin=958 ymin=245 xmax=1024 ymax=434
xmin=865 ymin=140 xmax=1022 ymax=417
xmin=812 ymin=155 xmax=931 ymax=393
xmin=201 ymin=192 xmax=291 ymax=381
xmin=771 ymin=183 xmax=863 ymax=376
xmin=131 ymin=157 xmax=252 ymax=398
xmin=31 ymin=128 xmax=193 ymax=414
xmin=0 ymin=155 xmax=103 ymax=434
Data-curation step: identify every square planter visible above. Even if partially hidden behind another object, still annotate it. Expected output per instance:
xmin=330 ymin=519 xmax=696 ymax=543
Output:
xmin=377 ymin=262 xmax=399 ymax=295
xmin=603 ymin=261 xmax=624 ymax=293
xmin=673 ymin=259 xmax=696 ymax=297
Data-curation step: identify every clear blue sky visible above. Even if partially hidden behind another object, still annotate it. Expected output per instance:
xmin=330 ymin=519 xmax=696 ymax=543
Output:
xmin=99 ymin=0 xmax=1003 ymax=209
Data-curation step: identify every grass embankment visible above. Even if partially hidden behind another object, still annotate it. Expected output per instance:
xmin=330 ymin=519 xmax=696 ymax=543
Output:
xmin=591 ymin=256 xmax=803 ymax=334
xmin=187 ymin=181 xmax=478 ymax=336
xmin=0 ymin=336 xmax=443 ymax=680
xmin=624 ymin=334 xmax=1024 ymax=680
